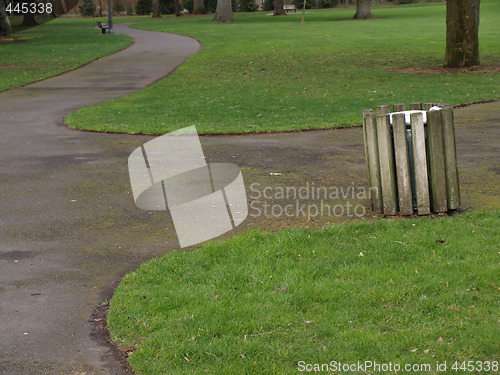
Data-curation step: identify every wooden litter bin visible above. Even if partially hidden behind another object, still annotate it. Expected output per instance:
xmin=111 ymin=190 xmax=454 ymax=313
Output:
xmin=362 ymin=103 xmax=460 ymax=216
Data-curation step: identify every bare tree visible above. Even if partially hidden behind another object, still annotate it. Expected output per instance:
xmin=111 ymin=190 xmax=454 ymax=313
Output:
xmin=212 ymin=0 xmax=233 ymax=22
xmin=193 ymin=0 xmax=207 ymax=14
xmin=274 ymin=0 xmax=286 ymax=16
xmin=444 ymin=0 xmax=480 ymax=68
xmin=0 ymin=0 xmax=11 ymax=37
xmin=353 ymin=0 xmax=373 ymax=19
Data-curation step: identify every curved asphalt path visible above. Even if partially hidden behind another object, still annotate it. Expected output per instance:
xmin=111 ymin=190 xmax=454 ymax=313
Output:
xmin=0 ymin=24 xmax=201 ymax=375
xmin=1 ymin=23 xmax=499 ymax=375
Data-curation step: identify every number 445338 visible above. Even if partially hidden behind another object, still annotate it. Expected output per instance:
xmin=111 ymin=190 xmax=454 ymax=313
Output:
xmin=6 ymin=2 xmax=53 ymax=14
xmin=452 ymin=361 xmax=498 ymax=372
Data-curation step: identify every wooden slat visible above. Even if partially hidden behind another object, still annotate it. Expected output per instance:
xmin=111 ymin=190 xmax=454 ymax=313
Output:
xmin=393 ymin=103 xmax=405 ymax=112
xmin=377 ymin=105 xmax=391 ymax=115
xmin=376 ymin=114 xmax=398 ymax=215
xmin=364 ymin=112 xmax=383 ymax=213
xmin=410 ymin=112 xmax=430 ymax=215
xmin=440 ymin=106 xmax=460 ymax=209
xmin=409 ymin=102 xmax=422 ymax=110
xmin=426 ymin=110 xmax=448 ymax=213
xmin=392 ymin=113 xmax=413 ymax=215
xmin=362 ymin=109 xmax=372 ymax=209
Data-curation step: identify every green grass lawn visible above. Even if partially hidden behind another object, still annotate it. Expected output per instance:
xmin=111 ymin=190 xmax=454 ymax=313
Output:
xmin=108 ymin=210 xmax=499 ymax=374
xmin=0 ymin=18 xmax=131 ymax=91
xmin=66 ymin=2 xmax=500 ymax=134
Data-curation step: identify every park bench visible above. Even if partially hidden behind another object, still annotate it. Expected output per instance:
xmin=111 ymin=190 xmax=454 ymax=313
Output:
xmin=284 ymin=4 xmax=296 ymax=12
xmin=97 ymin=20 xmax=109 ymax=34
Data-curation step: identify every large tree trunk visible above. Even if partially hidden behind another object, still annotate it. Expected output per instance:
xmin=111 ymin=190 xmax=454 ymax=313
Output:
xmin=21 ymin=13 xmax=38 ymax=26
xmin=353 ymin=0 xmax=373 ymax=19
xmin=0 ymin=0 xmax=11 ymax=37
xmin=152 ymin=0 xmax=161 ymax=17
xmin=212 ymin=0 xmax=233 ymax=22
xmin=444 ymin=0 xmax=480 ymax=68
xmin=273 ymin=0 xmax=285 ymax=15
xmin=193 ymin=0 xmax=207 ymax=14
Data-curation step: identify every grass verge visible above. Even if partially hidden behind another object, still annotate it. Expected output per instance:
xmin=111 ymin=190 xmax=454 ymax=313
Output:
xmin=108 ymin=210 xmax=499 ymax=374
xmin=0 ymin=17 xmax=131 ymax=91
xmin=66 ymin=2 xmax=500 ymax=134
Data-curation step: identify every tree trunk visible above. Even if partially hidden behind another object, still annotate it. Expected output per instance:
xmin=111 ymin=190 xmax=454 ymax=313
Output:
xmin=444 ymin=0 xmax=480 ymax=68
xmin=353 ymin=0 xmax=373 ymax=19
xmin=174 ymin=0 xmax=181 ymax=16
xmin=212 ymin=0 xmax=233 ymax=22
xmin=273 ymin=0 xmax=285 ymax=15
xmin=152 ymin=0 xmax=161 ymax=17
xmin=193 ymin=0 xmax=207 ymax=14
xmin=0 ymin=0 xmax=11 ymax=37
xmin=21 ymin=13 xmax=38 ymax=26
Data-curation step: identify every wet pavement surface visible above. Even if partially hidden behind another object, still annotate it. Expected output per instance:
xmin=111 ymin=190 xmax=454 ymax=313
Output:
xmin=0 ymin=24 xmax=201 ymax=375
xmin=0 ymin=24 xmax=499 ymax=375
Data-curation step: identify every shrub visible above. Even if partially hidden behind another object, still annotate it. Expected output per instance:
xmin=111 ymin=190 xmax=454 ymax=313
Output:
xmin=239 ymin=0 xmax=257 ymax=11
xmin=184 ymin=0 xmax=194 ymax=12
xmin=318 ymin=0 xmax=338 ymax=8
xmin=263 ymin=0 xmax=273 ymax=11
xmin=79 ymin=0 xmax=96 ymax=16
xmin=292 ymin=0 xmax=311 ymax=9
xmin=113 ymin=0 xmax=125 ymax=14
xmin=135 ymin=0 xmax=152 ymax=14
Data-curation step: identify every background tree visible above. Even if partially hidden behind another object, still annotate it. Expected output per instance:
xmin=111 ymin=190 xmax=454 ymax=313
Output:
xmin=193 ymin=0 xmax=207 ymax=13
xmin=18 ymin=1 xmax=38 ymax=26
xmin=444 ymin=0 xmax=480 ymax=68
xmin=273 ymin=0 xmax=285 ymax=15
xmin=212 ymin=0 xmax=233 ymax=22
xmin=174 ymin=0 xmax=181 ymax=16
xmin=152 ymin=0 xmax=161 ymax=17
xmin=353 ymin=0 xmax=373 ymax=19
xmin=0 ymin=0 xmax=11 ymax=37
